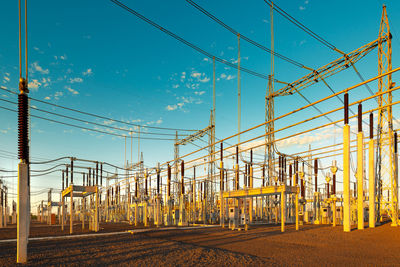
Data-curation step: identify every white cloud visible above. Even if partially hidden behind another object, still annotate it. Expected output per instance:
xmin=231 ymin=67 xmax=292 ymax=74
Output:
xmin=156 ymin=118 xmax=163 ymax=124
xmin=28 ymin=79 xmax=42 ymax=91
xmin=69 ymin=77 xmax=83 ymax=83
xmin=199 ymin=77 xmax=210 ymax=83
xmin=166 ymin=104 xmax=177 ymax=111
xmin=3 ymin=76 xmax=10 ymax=82
xmin=172 ymin=84 xmax=179 ymax=89
xmin=54 ymin=91 xmax=63 ymax=100
xmin=60 ymin=55 xmax=67 ymax=60
xmin=32 ymin=62 xmax=49 ymax=74
xmin=65 ymin=86 xmax=79 ymax=95
xmin=83 ymin=68 xmax=93 ymax=76
xmin=227 ymin=46 xmax=235 ymax=50
xmin=195 ymin=91 xmax=206 ymax=96
xmin=191 ymin=72 xmax=202 ymax=78
xmin=180 ymin=72 xmax=186 ymax=82
xmin=299 ymin=6 xmax=306 ymax=10
xmin=262 ymin=19 xmax=269 ymax=24
xmin=44 ymin=96 xmax=51 ymax=100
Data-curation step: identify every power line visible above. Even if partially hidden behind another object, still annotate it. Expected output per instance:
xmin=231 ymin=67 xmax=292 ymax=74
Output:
xmin=0 ymin=97 xmax=187 ymax=137
xmin=186 ymin=0 xmax=313 ymax=71
xmin=0 ymin=105 xmax=175 ymax=141
xmin=263 ymin=0 xmax=344 ymax=55
xmin=109 ymin=0 xmax=288 ymax=84
xmin=0 ymin=86 xmax=197 ymax=132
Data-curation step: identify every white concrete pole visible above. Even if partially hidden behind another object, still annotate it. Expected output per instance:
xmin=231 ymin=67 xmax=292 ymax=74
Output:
xmin=17 ymin=162 xmax=29 ymax=263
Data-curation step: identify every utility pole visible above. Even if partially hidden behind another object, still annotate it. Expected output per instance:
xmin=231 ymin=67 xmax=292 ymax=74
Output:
xmin=17 ymin=0 xmax=30 ymax=262
xmin=265 ymin=1 xmax=275 ymax=185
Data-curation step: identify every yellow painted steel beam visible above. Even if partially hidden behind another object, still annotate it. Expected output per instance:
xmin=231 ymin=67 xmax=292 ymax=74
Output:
xmin=222 ymin=185 xmax=298 ymax=198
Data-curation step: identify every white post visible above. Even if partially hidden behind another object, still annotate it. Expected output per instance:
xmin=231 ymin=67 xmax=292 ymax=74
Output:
xmin=17 ymin=162 xmax=29 ymax=263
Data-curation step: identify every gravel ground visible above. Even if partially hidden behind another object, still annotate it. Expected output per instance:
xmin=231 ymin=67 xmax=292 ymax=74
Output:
xmin=0 ymin=222 xmax=399 ymax=266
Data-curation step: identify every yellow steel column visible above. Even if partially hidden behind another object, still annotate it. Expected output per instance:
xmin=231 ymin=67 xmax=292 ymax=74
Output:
xmin=391 ymin=131 xmax=399 ymax=226
xmin=144 ymin=201 xmax=148 ymax=227
xmin=95 ymin=187 xmax=99 ymax=232
xmin=70 ymin=185 xmax=73 ymax=234
xmin=134 ymin=202 xmax=138 ymax=226
xmin=250 ymin=165 xmax=253 ymax=223
xmin=369 ymin=138 xmax=375 ymax=228
xmin=332 ymin=199 xmax=336 ymax=227
xmin=393 ymin=133 xmax=398 ymax=226
xmin=220 ymin=161 xmax=224 ymax=227
xmin=343 ymin=124 xmax=351 ymax=232
xmin=82 ymin=198 xmax=85 ymax=230
xmin=357 ymin=103 xmax=364 ymax=230
xmin=295 ymin=190 xmax=299 ymax=231
xmin=61 ymin=196 xmax=64 ymax=231
xmin=281 ymin=188 xmax=285 ymax=232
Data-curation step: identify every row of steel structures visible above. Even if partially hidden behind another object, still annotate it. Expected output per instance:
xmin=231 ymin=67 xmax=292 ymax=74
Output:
xmin=35 ymin=6 xmax=399 ymax=234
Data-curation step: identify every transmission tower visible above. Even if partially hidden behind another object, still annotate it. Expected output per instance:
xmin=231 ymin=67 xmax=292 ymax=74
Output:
xmin=376 ymin=5 xmax=397 ymax=225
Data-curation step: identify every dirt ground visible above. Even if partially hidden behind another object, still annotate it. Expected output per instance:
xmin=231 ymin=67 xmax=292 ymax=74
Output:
xmin=0 ymin=222 xmax=399 ymax=266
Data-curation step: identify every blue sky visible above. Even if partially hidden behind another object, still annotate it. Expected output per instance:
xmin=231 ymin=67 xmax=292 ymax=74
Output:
xmin=1 ymin=0 xmax=400 ymax=208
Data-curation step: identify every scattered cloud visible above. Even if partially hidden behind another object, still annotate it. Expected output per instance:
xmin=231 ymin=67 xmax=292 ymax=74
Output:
xmin=41 ymin=77 xmax=51 ymax=87
xmin=227 ymin=46 xmax=235 ymax=50
xmin=220 ymin=73 xmax=236 ymax=80
xmin=28 ymin=79 xmax=42 ymax=91
xmin=172 ymin=84 xmax=179 ymax=89
xmin=194 ymin=91 xmax=206 ymax=96
xmin=166 ymin=104 xmax=177 ymax=111
xmin=54 ymin=91 xmax=63 ymax=100
xmin=299 ymin=0 xmax=309 ymax=10
xmin=191 ymin=72 xmax=202 ymax=78
xmin=83 ymin=68 xmax=93 ymax=76
xmin=65 ymin=86 xmax=79 ymax=95
xmin=69 ymin=77 xmax=83 ymax=83
xmin=262 ymin=19 xmax=269 ymax=24
xmin=199 ymin=77 xmax=210 ymax=83
xmin=31 ymin=62 xmax=49 ymax=74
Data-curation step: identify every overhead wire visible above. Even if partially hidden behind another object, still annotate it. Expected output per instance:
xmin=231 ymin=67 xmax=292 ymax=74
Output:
xmin=109 ymin=0 xmax=288 ymax=84
xmin=0 ymin=105 xmax=175 ymax=141
xmin=0 ymin=97 xmax=187 ymax=137
xmin=186 ymin=0 xmax=313 ymax=71
xmin=0 ymin=86 xmax=197 ymax=132
xmin=263 ymin=0 xmax=345 ymax=55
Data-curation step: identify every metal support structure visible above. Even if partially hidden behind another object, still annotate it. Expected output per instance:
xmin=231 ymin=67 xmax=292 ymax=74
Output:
xmin=376 ymin=5 xmax=397 ymax=226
